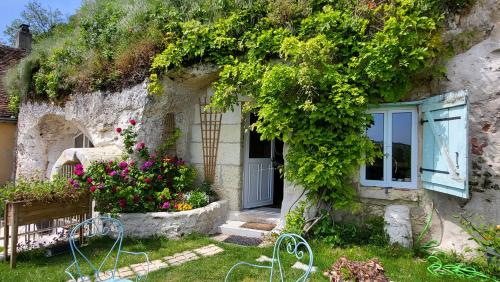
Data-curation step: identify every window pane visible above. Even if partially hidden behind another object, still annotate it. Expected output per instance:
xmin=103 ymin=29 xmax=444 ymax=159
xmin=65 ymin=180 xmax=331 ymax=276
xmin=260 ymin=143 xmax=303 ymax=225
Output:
xmin=249 ymin=113 xmax=271 ymax=158
xmin=74 ymin=134 xmax=83 ymax=148
xmin=392 ymin=112 xmax=412 ymax=182
xmin=366 ymin=113 xmax=384 ymax=181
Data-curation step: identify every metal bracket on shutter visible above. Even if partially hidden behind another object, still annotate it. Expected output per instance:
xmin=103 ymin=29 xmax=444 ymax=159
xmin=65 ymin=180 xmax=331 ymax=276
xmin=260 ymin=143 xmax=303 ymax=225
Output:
xmin=423 ymin=111 xmax=463 ymax=181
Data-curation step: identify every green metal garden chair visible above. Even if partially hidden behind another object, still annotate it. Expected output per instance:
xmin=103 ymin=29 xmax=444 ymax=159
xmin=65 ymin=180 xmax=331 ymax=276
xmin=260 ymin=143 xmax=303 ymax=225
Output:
xmin=225 ymin=233 xmax=314 ymax=282
xmin=65 ymin=216 xmax=150 ymax=282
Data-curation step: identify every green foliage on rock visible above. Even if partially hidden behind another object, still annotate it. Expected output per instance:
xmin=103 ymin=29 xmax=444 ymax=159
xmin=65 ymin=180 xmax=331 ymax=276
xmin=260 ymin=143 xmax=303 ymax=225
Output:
xmin=4 ymin=0 xmax=467 ymax=210
xmin=147 ymin=0 xmax=450 ymax=209
xmin=313 ymin=216 xmax=389 ymax=247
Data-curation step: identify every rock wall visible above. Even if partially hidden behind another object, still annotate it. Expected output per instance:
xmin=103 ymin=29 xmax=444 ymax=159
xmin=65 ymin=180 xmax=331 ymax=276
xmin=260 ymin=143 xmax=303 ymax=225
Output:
xmin=188 ymin=87 xmax=244 ymax=211
xmin=279 ymin=0 xmax=500 ymax=254
xmin=15 ymin=65 xmax=220 ymax=181
xmin=115 ymin=200 xmax=228 ymax=238
xmin=420 ymin=0 xmax=500 ymax=253
xmin=16 ymin=82 xmax=151 ymax=179
xmin=357 ymin=0 xmax=500 ymax=253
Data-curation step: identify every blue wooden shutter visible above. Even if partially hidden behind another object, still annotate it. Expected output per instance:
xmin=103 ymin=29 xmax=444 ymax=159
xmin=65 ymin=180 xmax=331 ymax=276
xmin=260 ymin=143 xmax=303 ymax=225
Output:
xmin=420 ymin=91 xmax=469 ymax=198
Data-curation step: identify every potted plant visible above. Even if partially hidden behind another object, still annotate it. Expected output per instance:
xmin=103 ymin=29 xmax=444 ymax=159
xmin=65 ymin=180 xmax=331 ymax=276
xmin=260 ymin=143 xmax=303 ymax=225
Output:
xmin=1 ymin=177 xmax=90 ymax=268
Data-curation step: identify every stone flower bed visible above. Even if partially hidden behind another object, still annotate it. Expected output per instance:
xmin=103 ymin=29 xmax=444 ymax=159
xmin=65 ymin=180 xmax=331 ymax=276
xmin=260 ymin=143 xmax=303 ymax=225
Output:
xmin=72 ymin=120 xmax=216 ymax=214
xmin=114 ymin=200 xmax=228 ymax=238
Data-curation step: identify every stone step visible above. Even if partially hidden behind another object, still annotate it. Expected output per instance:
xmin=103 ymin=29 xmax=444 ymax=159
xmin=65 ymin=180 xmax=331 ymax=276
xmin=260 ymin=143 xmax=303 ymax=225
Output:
xmin=228 ymin=208 xmax=280 ymax=225
xmin=218 ymin=220 xmax=270 ymax=239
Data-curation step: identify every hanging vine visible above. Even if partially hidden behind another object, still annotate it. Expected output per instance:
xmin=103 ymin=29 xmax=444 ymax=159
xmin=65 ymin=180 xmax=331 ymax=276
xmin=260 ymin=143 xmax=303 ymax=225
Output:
xmin=148 ymin=0 xmax=444 ymax=213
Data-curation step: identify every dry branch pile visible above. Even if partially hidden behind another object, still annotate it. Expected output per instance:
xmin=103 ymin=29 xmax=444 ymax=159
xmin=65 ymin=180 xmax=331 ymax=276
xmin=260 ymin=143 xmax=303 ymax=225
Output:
xmin=323 ymin=256 xmax=389 ymax=282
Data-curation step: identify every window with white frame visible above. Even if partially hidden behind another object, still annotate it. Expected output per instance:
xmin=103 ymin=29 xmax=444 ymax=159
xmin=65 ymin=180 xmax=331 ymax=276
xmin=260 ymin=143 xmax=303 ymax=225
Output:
xmin=360 ymin=108 xmax=418 ymax=189
xmin=74 ymin=133 xmax=94 ymax=148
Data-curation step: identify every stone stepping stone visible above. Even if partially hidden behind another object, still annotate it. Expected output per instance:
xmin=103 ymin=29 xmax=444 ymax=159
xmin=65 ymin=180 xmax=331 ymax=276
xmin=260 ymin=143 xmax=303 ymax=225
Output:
xmin=66 ymin=243 xmax=224 ymax=281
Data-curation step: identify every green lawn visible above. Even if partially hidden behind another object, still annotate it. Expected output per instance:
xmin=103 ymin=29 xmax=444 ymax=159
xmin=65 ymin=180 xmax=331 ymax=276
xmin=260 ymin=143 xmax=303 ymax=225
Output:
xmin=0 ymin=234 xmax=473 ymax=282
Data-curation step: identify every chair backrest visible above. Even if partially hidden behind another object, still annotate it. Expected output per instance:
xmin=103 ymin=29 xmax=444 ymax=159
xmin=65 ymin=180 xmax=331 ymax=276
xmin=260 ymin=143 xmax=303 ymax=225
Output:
xmin=270 ymin=233 xmax=314 ymax=282
xmin=68 ymin=216 xmax=124 ymax=280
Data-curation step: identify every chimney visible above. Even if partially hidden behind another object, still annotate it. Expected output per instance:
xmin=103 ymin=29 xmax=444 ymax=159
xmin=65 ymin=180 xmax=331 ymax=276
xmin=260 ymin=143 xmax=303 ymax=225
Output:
xmin=15 ymin=24 xmax=32 ymax=51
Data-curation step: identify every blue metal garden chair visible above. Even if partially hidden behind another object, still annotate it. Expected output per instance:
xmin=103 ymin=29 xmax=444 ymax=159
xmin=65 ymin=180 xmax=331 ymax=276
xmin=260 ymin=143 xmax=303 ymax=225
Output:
xmin=65 ymin=216 xmax=150 ymax=282
xmin=225 ymin=233 xmax=314 ymax=282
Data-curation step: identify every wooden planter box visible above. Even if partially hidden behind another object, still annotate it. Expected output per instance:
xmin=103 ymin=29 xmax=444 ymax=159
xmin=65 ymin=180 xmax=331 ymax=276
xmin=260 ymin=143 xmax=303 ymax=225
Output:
xmin=3 ymin=194 xmax=91 ymax=268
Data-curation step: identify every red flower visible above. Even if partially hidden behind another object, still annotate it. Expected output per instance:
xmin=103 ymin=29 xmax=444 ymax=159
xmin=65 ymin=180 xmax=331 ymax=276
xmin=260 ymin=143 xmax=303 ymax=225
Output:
xmin=133 ymin=195 xmax=140 ymax=203
xmin=116 ymin=127 xmax=122 ymax=133
xmin=368 ymin=1 xmax=377 ymax=9
xmin=157 ymin=175 xmax=163 ymax=181
xmin=129 ymin=119 xmax=137 ymax=126
xmin=118 ymin=198 xmax=127 ymax=208
xmin=87 ymin=177 xmax=93 ymax=184
xmin=90 ymin=186 xmax=97 ymax=193
xmin=145 ymin=178 xmax=152 ymax=184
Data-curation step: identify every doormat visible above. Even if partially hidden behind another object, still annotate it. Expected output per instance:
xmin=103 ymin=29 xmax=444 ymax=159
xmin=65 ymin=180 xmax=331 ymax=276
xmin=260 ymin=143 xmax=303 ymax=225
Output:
xmin=241 ymin=222 xmax=276 ymax=231
xmin=222 ymin=235 xmax=263 ymax=246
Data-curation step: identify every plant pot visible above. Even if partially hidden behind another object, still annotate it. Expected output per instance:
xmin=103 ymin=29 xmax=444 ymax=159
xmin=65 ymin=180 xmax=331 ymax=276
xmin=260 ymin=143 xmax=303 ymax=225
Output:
xmin=3 ymin=194 xmax=91 ymax=268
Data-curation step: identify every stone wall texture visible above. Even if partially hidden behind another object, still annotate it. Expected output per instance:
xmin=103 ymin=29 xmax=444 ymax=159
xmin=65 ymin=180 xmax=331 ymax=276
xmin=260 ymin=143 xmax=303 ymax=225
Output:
xmin=15 ymin=65 xmax=220 ymax=181
xmin=188 ymin=87 xmax=244 ymax=211
xmin=354 ymin=0 xmax=500 ymax=253
xmin=420 ymin=0 xmax=500 ymax=253
xmin=115 ymin=200 xmax=228 ymax=238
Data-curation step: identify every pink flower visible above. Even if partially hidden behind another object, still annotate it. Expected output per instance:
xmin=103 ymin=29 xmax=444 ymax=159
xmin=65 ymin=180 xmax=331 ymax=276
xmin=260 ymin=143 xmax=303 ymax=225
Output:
xmin=141 ymin=160 xmax=154 ymax=171
xmin=74 ymin=170 xmax=84 ymax=177
xmin=90 ymin=186 xmax=97 ymax=193
xmin=116 ymin=127 xmax=122 ymax=133
xmin=109 ymin=170 xmax=117 ymax=177
xmin=162 ymin=201 xmax=170 ymax=209
xmin=118 ymin=198 xmax=127 ymax=208
xmin=145 ymin=178 xmax=152 ymax=184
xmin=157 ymin=175 xmax=163 ymax=181
xmin=86 ymin=177 xmax=93 ymax=184
xmin=135 ymin=142 xmax=145 ymax=151
xmin=119 ymin=161 xmax=128 ymax=169
xmin=68 ymin=178 xmax=75 ymax=185
xmin=129 ymin=119 xmax=137 ymax=126
xmin=129 ymin=160 xmax=136 ymax=166
xmin=133 ymin=195 xmax=140 ymax=203
xmin=75 ymin=164 xmax=83 ymax=171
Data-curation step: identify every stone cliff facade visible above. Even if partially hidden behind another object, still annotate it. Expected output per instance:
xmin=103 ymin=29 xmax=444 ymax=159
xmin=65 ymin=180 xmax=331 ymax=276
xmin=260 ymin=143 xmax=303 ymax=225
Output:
xmin=12 ymin=0 xmax=500 ymax=254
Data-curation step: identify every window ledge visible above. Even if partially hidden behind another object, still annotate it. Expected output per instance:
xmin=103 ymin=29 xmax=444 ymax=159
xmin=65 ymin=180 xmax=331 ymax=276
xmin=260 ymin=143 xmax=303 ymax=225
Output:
xmin=358 ymin=186 xmax=421 ymax=202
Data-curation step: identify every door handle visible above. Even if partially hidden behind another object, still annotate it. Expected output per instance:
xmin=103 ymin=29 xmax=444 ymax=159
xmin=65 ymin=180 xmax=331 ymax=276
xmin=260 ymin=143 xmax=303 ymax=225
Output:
xmin=455 ymin=152 xmax=459 ymax=169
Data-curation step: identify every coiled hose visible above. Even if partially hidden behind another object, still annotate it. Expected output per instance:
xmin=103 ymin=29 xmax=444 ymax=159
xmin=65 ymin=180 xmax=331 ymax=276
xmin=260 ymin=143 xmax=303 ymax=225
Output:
xmin=427 ymin=255 xmax=497 ymax=281
xmin=420 ymin=204 xmax=498 ymax=281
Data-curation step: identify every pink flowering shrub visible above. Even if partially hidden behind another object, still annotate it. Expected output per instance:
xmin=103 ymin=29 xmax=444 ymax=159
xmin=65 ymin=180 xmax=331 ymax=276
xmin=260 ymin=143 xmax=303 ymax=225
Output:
xmin=72 ymin=119 xmax=199 ymax=213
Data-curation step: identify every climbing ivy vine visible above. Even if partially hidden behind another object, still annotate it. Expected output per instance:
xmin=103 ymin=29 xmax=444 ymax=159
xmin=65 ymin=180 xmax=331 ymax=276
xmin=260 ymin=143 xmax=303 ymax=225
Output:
xmin=149 ymin=0 xmax=443 ymax=210
xmin=5 ymin=0 xmax=454 ymax=212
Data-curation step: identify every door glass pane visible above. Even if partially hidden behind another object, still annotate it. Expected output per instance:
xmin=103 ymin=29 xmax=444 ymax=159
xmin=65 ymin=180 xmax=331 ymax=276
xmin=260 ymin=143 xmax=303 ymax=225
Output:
xmin=366 ymin=113 xmax=384 ymax=181
xmin=249 ymin=113 xmax=271 ymax=158
xmin=392 ymin=112 xmax=412 ymax=182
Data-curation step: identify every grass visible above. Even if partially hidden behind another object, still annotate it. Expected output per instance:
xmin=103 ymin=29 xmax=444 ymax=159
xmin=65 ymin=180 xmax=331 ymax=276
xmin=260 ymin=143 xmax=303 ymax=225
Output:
xmin=0 ymin=234 xmax=475 ymax=282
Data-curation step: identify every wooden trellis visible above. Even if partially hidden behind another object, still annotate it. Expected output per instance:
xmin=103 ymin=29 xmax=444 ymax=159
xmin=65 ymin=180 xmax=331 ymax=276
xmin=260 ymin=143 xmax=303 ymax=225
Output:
xmin=199 ymin=95 xmax=222 ymax=183
xmin=163 ymin=113 xmax=177 ymax=156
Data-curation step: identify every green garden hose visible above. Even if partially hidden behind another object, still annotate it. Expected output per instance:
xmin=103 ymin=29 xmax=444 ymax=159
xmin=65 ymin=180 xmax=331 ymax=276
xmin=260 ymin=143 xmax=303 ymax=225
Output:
xmin=419 ymin=204 xmax=498 ymax=281
xmin=427 ymin=255 xmax=497 ymax=281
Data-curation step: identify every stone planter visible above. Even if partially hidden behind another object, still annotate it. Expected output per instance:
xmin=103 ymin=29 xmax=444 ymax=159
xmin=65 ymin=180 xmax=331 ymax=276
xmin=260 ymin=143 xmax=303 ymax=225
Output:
xmin=115 ymin=200 xmax=228 ymax=238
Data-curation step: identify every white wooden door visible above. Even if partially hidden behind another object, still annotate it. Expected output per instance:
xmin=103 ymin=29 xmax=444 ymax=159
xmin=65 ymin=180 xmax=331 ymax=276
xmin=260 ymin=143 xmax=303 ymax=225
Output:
xmin=243 ymin=114 xmax=274 ymax=209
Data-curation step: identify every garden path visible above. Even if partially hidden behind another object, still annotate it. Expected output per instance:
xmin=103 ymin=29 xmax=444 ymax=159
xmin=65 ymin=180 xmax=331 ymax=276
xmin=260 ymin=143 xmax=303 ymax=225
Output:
xmin=66 ymin=244 xmax=224 ymax=281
